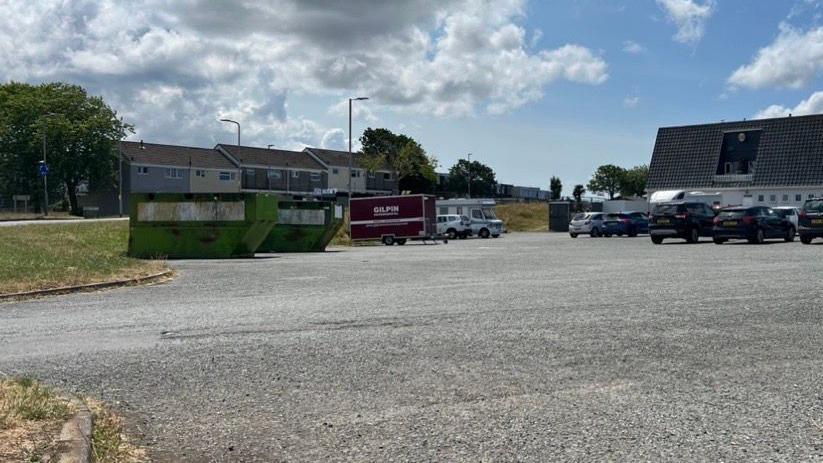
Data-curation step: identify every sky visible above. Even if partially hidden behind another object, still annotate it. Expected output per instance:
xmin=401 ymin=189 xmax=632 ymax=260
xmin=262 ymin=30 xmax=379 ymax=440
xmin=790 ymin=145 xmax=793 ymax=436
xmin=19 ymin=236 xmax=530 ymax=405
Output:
xmin=2 ymin=0 xmax=823 ymax=194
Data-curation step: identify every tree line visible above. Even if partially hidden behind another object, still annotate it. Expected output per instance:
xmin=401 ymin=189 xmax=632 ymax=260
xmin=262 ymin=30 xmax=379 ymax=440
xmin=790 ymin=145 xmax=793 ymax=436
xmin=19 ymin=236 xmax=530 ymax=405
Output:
xmin=548 ymin=164 xmax=649 ymax=211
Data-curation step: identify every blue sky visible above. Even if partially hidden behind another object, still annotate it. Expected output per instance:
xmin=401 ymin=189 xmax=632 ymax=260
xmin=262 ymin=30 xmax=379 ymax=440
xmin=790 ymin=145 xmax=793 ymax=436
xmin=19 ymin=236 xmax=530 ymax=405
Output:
xmin=3 ymin=0 xmax=822 ymax=194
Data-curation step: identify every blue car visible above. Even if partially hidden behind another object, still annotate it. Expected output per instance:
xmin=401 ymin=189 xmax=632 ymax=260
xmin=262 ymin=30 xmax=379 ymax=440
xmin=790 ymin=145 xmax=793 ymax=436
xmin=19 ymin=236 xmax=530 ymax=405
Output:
xmin=602 ymin=211 xmax=649 ymax=237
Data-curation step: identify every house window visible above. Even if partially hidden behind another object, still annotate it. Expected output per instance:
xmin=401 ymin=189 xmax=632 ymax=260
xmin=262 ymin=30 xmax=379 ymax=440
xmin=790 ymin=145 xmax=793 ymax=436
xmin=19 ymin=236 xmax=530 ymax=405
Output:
xmin=219 ymin=171 xmax=235 ymax=181
xmin=165 ymin=168 xmax=183 ymax=179
xmin=757 ymin=194 xmax=764 ymax=202
xmin=310 ymin=172 xmax=321 ymax=182
xmin=351 ymin=169 xmax=360 ymax=178
xmin=769 ymin=194 xmax=776 ymax=202
xmin=291 ymin=170 xmax=299 ymax=178
xmin=783 ymin=194 xmax=789 ymax=202
xmin=384 ymin=172 xmax=391 ymax=180
xmin=724 ymin=162 xmax=732 ymax=174
xmin=332 ymin=168 xmax=339 ymax=175
xmin=136 ymin=166 xmax=149 ymax=175
xmin=195 ymin=170 xmax=206 ymax=178
xmin=456 ymin=207 xmax=462 ymax=214
xmin=796 ymin=194 xmax=802 ymax=202
xmin=268 ymin=170 xmax=281 ymax=180
xmin=368 ymin=171 xmax=376 ymax=179
xmin=810 ymin=194 xmax=816 ymax=199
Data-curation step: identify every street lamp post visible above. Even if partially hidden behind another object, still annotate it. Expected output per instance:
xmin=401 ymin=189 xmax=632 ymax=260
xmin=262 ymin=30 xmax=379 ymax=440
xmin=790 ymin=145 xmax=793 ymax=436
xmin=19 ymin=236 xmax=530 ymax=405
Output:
xmin=220 ymin=119 xmax=240 ymax=145
xmin=466 ymin=153 xmax=472 ymax=199
xmin=40 ymin=113 xmax=58 ymax=216
xmin=348 ymin=97 xmax=369 ymax=203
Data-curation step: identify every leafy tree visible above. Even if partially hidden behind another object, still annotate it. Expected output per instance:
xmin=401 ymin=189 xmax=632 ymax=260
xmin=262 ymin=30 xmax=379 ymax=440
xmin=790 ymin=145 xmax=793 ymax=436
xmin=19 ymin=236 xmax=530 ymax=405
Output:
xmin=586 ymin=164 xmax=626 ymax=200
xmin=359 ymin=127 xmax=437 ymax=193
xmin=549 ymin=176 xmax=563 ymax=200
xmin=619 ymin=164 xmax=649 ymax=198
xmin=0 ymin=82 xmax=131 ymax=214
xmin=447 ymin=159 xmax=497 ymax=198
xmin=572 ymin=184 xmax=586 ymax=212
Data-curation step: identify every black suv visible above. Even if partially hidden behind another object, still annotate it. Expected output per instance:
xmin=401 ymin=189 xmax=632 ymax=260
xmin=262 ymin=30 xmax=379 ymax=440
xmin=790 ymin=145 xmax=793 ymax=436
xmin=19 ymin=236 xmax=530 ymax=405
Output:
xmin=799 ymin=198 xmax=823 ymax=244
xmin=712 ymin=206 xmax=795 ymax=244
xmin=648 ymin=201 xmax=716 ymax=244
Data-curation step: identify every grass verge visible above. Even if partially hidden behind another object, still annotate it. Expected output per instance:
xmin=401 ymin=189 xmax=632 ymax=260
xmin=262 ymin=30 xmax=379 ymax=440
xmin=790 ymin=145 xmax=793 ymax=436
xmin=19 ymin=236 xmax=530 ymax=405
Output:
xmin=0 ymin=221 xmax=166 ymax=294
xmin=0 ymin=378 xmax=147 ymax=462
xmin=496 ymin=202 xmax=549 ymax=232
xmin=0 ymin=377 xmax=73 ymax=461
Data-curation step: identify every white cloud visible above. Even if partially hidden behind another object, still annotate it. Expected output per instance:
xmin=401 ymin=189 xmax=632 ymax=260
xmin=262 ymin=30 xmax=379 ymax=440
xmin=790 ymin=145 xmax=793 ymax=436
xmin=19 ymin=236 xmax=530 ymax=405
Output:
xmin=729 ymin=24 xmax=823 ymax=89
xmin=327 ymin=99 xmax=379 ymax=124
xmin=656 ymin=0 xmax=715 ymax=45
xmin=622 ymin=40 xmax=645 ymax=54
xmin=753 ymin=91 xmax=823 ymax=119
xmin=623 ymin=95 xmax=639 ymax=108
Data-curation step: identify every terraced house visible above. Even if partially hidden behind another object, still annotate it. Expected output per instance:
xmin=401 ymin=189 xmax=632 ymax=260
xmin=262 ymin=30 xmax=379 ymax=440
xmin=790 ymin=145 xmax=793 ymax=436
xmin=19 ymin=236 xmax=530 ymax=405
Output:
xmin=648 ymin=114 xmax=823 ymax=207
xmin=216 ymin=145 xmax=328 ymax=195
xmin=303 ymin=147 xmax=397 ymax=195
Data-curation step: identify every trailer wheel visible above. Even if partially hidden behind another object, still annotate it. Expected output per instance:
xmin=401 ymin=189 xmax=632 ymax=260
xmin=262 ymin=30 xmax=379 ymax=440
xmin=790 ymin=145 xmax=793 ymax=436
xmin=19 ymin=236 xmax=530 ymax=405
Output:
xmin=382 ymin=236 xmax=395 ymax=246
xmin=396 ymin=239 xmax=407 ymax=245
xmin=446 ymin=228 xmax=458 ymax=239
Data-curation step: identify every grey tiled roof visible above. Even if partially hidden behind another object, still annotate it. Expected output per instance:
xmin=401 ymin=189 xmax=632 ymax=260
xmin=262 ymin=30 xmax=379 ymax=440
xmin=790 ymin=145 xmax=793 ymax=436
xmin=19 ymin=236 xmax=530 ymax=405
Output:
xmin=304 ymin=147 xmax=393 ymax=171
xmin=217 ymin=145 xmax=324 ymax=170
xmin=647 ymin=114 xmax=823 ymax=190
xmin=120 ymin=141 xmax=236 ymax=169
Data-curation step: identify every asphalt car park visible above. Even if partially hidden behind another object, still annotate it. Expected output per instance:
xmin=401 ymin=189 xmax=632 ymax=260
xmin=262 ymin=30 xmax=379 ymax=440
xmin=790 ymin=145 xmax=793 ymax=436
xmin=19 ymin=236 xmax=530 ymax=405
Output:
xmin=1 ymin=233 xmax=823 ymax=461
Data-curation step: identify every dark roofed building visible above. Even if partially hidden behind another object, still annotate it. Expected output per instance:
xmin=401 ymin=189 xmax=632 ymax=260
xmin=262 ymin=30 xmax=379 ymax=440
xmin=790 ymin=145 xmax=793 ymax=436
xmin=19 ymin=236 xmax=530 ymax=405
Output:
xmin=303 ymin=147 xmax=396 ymax=195
xmin=647 ymin=114 xmax=823 ymax=207
xmin=216 ymin=144 xmax=327 ymax=194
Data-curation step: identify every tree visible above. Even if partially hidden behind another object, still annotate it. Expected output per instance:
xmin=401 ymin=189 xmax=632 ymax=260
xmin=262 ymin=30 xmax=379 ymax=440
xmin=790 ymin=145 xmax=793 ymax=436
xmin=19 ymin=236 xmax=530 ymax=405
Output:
xmin=572 ymin=184 xmax=586 ymax=212
xmin=447 ymin=159 xmax=497 ymax=198
xmin=549 ymin=176 xmax=563 ymax=200
xmin=359 ymin=127 xmax=437 ymax=193
xmin=619 ymin=165 xmax=649 ymax=198
xmin=587 ymin=164 xmax=625 ymax=200
xmin=0 ymin=82 xmax=131 ymax=214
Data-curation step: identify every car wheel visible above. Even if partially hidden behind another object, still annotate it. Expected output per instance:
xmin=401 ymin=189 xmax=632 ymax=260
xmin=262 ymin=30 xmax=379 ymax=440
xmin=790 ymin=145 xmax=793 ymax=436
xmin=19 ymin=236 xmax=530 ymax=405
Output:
xmin=458 ymin=232 xmax=468 ymax=239
xmin=713 ymin=237 xmax=725 ymax=244
xmin=785 ymin=227 xmax=796 ymax=242
xmin=382 ymin=236 xmax=395 ymax=246
xmin=604 ymin=233 xmax=612 ymax=237
xmin=396 ymin=238 xmax=407 ymax=245
xmin=446 ymin=228 xmax=458 ymax=240
xmin=687 ymin=227 xmax=699 ymax=243
xmin=748 ymin=228 xmax=765 ymax=244
xmin=569 ymin=233 xmax=578 ymax=238
xmin=651 ymin=236 xmax=663 ymax=244
xmin=479 ymin=228 xmax=490 ymax=239
xmin=591 ymin=227 xmax=601 ymax=237
xmin=801 ymin=235 xmax=812 ymax=244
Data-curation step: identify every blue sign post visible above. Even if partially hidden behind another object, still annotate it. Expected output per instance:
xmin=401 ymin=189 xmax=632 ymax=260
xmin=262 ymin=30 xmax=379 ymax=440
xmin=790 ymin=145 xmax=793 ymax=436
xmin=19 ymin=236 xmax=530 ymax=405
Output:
xmin=38 ymin=162 xmax=49 ymax=177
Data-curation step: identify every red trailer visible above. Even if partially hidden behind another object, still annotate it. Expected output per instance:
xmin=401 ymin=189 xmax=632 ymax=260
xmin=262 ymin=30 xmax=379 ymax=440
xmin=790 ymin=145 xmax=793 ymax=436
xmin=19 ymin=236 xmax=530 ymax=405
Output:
xmin=349 ymin=194 xmax=445 ymax=245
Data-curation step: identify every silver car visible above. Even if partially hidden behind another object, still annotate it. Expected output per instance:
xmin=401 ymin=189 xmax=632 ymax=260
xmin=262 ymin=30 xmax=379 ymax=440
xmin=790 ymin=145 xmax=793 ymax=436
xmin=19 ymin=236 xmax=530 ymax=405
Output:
xmin=569 ymin=212 xmax=605 ymax=238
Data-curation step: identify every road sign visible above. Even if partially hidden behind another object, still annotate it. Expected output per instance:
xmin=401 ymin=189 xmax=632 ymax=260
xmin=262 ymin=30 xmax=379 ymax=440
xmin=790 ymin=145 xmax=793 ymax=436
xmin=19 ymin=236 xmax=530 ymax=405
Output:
xmin=38 ymin=162 xmax=48 ymax=177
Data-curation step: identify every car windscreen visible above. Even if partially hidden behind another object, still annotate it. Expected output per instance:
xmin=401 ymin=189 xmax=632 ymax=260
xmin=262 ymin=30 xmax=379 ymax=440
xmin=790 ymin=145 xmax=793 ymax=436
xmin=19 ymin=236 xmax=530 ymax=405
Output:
xmin=482 ymin=208 xmax=497 ymax=219
xmin=653 ymin=204 xmax=684 ymax=215
xmin=804 ymin=200 xmax=823 ymax=212
xmin=572 ymin=213 xmax=586 ymax=220
xmin=717 ymin=209 xmax=747 ymax=219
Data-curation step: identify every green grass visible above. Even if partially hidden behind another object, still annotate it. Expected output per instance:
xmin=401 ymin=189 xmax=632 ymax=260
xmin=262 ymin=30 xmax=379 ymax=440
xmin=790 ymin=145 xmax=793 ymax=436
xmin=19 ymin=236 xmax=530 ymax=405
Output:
xmin=496 ymin=202 xmax=549 ymax=232
xmin=0 ymin=221 xmax=166 ymax=294
xmin=0 ymin=378 xmax=70 ymax=429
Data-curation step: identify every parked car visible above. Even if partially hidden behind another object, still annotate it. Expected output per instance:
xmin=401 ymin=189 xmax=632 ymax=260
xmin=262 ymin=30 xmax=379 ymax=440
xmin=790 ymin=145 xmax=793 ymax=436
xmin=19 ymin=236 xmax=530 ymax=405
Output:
xmin=437 ymin=198 xmax=503 ymax=238
xmin=799 ymin=198 xmax=823 ymax=244
xmin=712 ymin=206 xmax=795 ymax=244
xmin=568 ymin=212 xmax=605 ymax=238
xmin=602 ymin=211 xmax=649 ymax=237
xmin=648 ymin=201 xmax=716 ymax=244
xmin=773 ymin=206 xmax=800 ymax=230
xmin=436 ymin=214 xmax=471 ymax=239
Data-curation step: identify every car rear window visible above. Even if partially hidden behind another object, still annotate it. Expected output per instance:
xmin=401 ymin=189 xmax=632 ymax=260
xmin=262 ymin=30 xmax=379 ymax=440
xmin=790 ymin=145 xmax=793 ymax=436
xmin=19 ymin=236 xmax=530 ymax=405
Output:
xmin=718 ymin=209 xmax=747 ymax=219
xmin=653 ymin=204 xmax=684 ymax=215
xmin=804 ymin=200 xmax=823 ymax=212
xmin=604 ymin=214 xmax=621 ymax=220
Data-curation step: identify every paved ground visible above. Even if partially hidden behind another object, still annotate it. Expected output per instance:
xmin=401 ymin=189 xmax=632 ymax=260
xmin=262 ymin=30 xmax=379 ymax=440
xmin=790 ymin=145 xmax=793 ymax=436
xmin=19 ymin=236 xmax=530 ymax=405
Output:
xmin=2 ymin=233 xmax=823 ymax=461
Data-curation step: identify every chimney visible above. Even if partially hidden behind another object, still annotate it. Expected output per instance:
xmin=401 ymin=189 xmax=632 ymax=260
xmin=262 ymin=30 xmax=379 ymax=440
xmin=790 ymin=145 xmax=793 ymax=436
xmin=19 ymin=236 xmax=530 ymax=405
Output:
xmin=140 ymin=140 xmax=145 ymax=149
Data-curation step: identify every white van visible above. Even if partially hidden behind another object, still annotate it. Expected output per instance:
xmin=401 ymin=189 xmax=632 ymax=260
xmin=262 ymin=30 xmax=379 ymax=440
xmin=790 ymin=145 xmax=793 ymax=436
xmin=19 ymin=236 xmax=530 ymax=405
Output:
xmin=436 ymin=198 xmax=504 ymax=238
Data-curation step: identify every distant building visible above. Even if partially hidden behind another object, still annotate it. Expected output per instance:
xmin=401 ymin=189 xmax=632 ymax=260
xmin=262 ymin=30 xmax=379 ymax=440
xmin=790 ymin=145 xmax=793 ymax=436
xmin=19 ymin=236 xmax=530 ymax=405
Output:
xmin=303 ymin=147 xmax=397 ymax=195
xmin=648 ymin=114 xmax=823 ymax=207
xmin=216 ymin=144 xmax=327 ymax=196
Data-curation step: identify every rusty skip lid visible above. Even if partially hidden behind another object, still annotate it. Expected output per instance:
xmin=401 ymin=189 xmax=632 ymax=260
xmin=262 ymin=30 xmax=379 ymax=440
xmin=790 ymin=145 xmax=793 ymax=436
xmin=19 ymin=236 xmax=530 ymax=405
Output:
xmin=137 ymin=201 xmax=245 ymax=222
